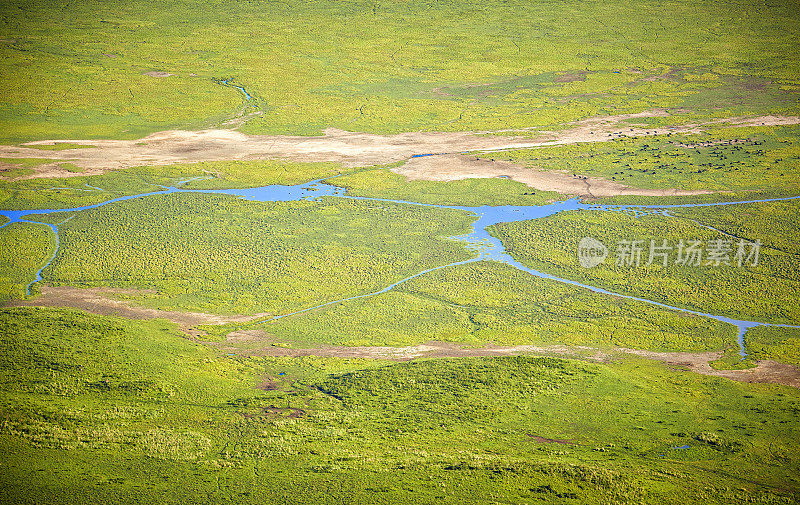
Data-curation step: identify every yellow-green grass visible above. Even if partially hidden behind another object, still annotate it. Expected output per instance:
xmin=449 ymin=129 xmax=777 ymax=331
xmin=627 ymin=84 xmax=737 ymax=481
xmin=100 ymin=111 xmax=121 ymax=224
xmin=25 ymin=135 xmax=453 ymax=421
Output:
xmin=489 ymin=202 xmax=800 ymax=326
xmin=481 ymin=125 xmax=800 ymax=195
xmin=42 ymin=192 xmax=474 ymax=315
xmin=1 ymin=307 xmax=799 ymax=503
xmin=0 ymin=159 xmax=354 ymax=210
xmin=1 ymin=0 xmax=798 ymax=142
xmin=746 ymin=326 xmax=800 ymax=367
xmin=0 ymin=222 xmax=55 ymax=301
xmin=329 ymin=167 xmax=563 ymax=206
xmin=261 ymin=261 xmax=736 ymax=352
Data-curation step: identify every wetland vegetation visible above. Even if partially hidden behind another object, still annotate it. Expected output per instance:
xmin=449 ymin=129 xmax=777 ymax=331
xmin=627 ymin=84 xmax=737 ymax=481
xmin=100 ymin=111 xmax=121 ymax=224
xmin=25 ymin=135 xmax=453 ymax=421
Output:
xmin=483 ymin=125 xmax=800 ymax=196
xmin=0 ymin=159 xmax=353 ymax=211
xmin=263 ymin=261 xmax=735 ymax=351
xmin=1 ymin=0 xmax=799 ymax=141
xmin=42 ymin=193 xmax=473 ymax=315
xmin=1 ymin=0 xmax=799 ymax=502
xmin=489 ymin=200 xmax=800 ymax=326
xmin=2 ymin=307 xmax=800 ymax=504
xmin=330 ymin=168 xmax=563 ymax=207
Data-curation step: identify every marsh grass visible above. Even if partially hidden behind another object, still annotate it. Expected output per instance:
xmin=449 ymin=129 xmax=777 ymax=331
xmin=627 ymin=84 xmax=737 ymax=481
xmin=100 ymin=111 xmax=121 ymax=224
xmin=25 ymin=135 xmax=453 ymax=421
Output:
xmin=262 ymin=261 xmax=736 ymax=352
xmin=1 ymin=307 xmax=799 ymax=503
xmin=0 ymin=159 xmax=355 ymax=211
xmin=483 ymin=125 xmax=800 ymax=194
xmin=490 ymin=201 xmax=800 ymax=327
xmin=42 ymin=193 xmax=474 ymax=315
xmin=1 ymin=0 xmax=798 ymax=141
xmin=330 ymin=167 xmax=563 ymax=206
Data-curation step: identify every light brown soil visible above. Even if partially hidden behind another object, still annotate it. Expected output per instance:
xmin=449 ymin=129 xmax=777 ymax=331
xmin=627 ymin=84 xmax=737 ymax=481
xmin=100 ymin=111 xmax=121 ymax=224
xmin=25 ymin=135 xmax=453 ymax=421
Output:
xmin=219 ymin=336 xmax=598 ymax=360
xmin=553 ymin=71 xmax=587 ymax=83
xmin=9 ymin=288 xmax=799 ymax=388
xmin=217 ymin=336 xmax=800 ymax=389
xmin=4 ymin=111 xmax=799 ymax=388
xmin=2 ymin=112 xmax=796 ymax=188
xmin=144 ymin=71 xmax=175 ymax=77
xmin=388 ymin=112 xmax=798 ymax=197
xmin=3 ymin=286 xmax=269 ymax=337
xmin=618 ymin=348 xmax=800 ymax=389
xmin=4 ymin=128 xmax=551 ymax=175
xmin=392 ymin=153 xmax=708 ymax=198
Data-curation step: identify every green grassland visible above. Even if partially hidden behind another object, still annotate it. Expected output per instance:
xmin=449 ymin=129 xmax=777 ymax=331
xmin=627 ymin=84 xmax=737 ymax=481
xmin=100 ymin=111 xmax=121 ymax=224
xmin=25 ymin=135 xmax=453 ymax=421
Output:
xmin=2 ymin=1 xmax=800 ymax=501
xmin=259 ymin=261 xmax=735 ymax=352
xmin=667 ymin=200 xmax=800 ymax=257
xmin=0 ymin=159 xmax=354 ymax=210
xmin=480 ymin=125 xmax=800 ymax=196
xmin=1 ymin=0 xmax=799 ymax=142
xmin=329 ymin=167 xmax=563 ymax=206
xmin=0 ymin=223 xmax=55 ymax=300
xmin=1 ymin=307 xmax=799 ymax=504
xmin=746 ymin=326 xmax=800 ymax=367
xmin=40 ymin=193 xmax=473 ymax=314
xmin=0 ymin=157 xmax=54 ymax=168
xmin=0 ymin=158 xmax=49 ymax=179
xmin=489 ymin=200 xmax=800 ymax=327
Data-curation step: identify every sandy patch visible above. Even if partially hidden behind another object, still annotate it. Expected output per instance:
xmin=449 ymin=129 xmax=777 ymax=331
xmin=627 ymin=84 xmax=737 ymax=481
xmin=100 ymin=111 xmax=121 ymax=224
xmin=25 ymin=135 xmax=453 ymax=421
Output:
xmin=618 ymin=348 xmax=800 ymax=389
xmin=4 ymin=285 xmax=269 ymax=336
xmin=0 ymin=160 xmax=94 ymax=179
xmin=724 ymin=115 xmax=800 ymax=127
xmin=2 ymin=128 xmax=539 ymax=174
xmin=218 ymin=337 xmax=800 ymax=389
xmin=218 ymin=338 xmax=591 ymax=360
xmin=144 ymin=71 xmax=175 ymax=77
xmin=553 ymin=71 xmax=587 ymax=83
xmin=392 ymin=153 xmax=708 ymax=198
xmin=2 ymin=112 xmax=796 ymax=184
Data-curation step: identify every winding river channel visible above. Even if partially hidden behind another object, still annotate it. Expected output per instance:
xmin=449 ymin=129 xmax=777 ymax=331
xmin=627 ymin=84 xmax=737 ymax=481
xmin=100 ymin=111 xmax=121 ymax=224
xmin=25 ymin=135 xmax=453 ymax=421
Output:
xmin=2 ymin=179 xmax=799 ymax=358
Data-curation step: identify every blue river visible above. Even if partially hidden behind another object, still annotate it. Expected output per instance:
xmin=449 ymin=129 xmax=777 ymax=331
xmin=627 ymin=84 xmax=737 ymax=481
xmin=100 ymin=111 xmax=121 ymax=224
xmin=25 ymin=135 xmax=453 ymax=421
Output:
xmin=2 ymin=179 xmax=798 ymax=358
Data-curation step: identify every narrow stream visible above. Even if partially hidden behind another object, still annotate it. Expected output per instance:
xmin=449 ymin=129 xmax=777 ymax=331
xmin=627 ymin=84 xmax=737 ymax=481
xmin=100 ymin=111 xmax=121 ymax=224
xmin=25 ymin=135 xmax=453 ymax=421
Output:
xmin=218 ymin=79 xmax=252 ymax=101
xmin=2 ymin=180 xmax=798 ymax=358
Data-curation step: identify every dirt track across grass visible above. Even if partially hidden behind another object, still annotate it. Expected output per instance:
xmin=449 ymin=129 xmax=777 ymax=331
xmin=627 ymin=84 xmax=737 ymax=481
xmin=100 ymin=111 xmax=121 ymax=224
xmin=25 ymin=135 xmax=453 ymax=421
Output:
xmin=3 ymin=286 xmax=268 ymax=338
xmin=219 ymin=332 xmax=800 ymax=389
xmin=7 ymin=287 xmax=799 ymax=388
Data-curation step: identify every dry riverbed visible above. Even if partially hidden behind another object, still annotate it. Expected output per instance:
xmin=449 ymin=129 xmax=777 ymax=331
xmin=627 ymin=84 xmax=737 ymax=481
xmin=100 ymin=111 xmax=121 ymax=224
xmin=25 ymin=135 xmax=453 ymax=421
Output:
xmin=1 ymin=111 xmax=796 ymax=197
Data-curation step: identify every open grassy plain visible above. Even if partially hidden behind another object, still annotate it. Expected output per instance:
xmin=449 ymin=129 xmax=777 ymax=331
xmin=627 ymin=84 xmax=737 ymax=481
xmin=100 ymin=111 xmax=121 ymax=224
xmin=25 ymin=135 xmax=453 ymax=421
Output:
xmin=0 ymin=159 xmax=353 ymax=210
xmin=329 ymin=167 xmax=562 ymax=207
xmin=481 ymin=125 xmax=800 ymax=198
xmin=0 ymin=223 xmax=55 ymax=300
xmin=2 ymin=307 xmax=800 ymax=504
xmin=489 ymin=200 xmax=800 ymax=326
xmin=260 ymin=261 xmax=735 ymax=351
xmin=1 ymin=0 xmax=799 ymax=142
xmin=1 ymin=0 xmax=799 ymax=501
xmin=38 ymin=193 xmax=473 ymax=315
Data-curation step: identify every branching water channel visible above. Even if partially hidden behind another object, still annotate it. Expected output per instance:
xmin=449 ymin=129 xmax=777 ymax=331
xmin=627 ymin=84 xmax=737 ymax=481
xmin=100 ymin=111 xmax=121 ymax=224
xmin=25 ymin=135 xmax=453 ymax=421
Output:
xmin=2 ymin=179 xmax=799 ymax=358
